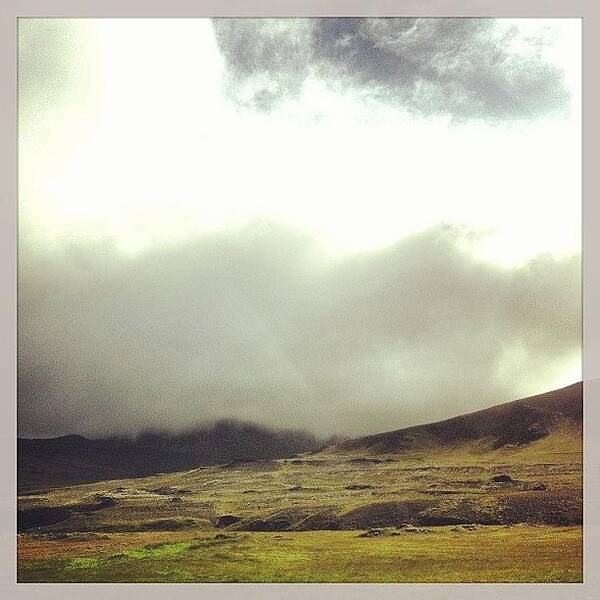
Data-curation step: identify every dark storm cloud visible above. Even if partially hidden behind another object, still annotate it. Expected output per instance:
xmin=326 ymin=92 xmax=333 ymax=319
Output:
xmin=18 ymin=224 xmax=581 ymax=438
xmin=213 ymin=19 xmax=313 ymax=111
xmin=213 ymin=18 xmax=569 ymax=120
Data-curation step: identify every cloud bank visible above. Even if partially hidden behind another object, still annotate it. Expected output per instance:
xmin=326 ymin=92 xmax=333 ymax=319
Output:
xmin=213 ymin=18 xmax=569 ymax=120
xmin=18 ymin=224 xmax=581 ymax=438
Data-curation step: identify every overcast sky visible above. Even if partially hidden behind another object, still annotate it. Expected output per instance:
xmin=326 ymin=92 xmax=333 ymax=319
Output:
xmin=18 ymin=18 xmax=581 ymax=438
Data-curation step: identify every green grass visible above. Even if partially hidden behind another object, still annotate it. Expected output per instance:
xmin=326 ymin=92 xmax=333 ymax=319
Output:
xmin=18 ymin=526 xmax=582 ymax=583
xmin=120 ymin=541 xmax=192 ymax=560
xmin=65 ymin=557 xmax=101 ymax=570
xmin=17 ymin=431 xmax=583 ymax=583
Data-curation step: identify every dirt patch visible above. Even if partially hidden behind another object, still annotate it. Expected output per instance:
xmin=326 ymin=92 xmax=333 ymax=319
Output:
xmin=18 ymin=507 xmax=73 ymax=532
xmin=234 ymin=507 xmax=339 ymax=532
xmin=215 ymin=515 xmax=242 ymax=528
xmin=338 ymin=501 xmax=433 ymax=529
xmin=293 ymin=509 xmax=341 ymax=531
xmin=17 ymin=495 xmax=117 ymax=532
xmin=235 ymin=513 xmax=295 ymax=531
xmin=498 ymin=491 xmax=582 ymax=525
xmin=243 ymin=518 xmax=290 ymax=531
xmin=96 ymin=517 xmax=203 ymax=532
xmin=491 ymin=475 xmax=514 ymax=483
xmin=416 ymin=499 xmax=501 ymax=526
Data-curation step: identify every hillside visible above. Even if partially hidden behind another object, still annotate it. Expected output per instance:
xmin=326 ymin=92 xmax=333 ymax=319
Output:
xmin=18 ymin=383 xmax=582 ymax=494
xmin=17 ymin=383 xmax=583 ymax=582
xmin=18 ymin=382 xmax=582 ymax=531
xmin=335 ymin=382 xmax=582 ymax=455
xmin=17 ymin=420 xmax=319 ymax=493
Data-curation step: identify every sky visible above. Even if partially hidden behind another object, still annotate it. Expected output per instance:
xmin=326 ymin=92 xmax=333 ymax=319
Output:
xmin=18 ymin=18 xmax=582 ymax=438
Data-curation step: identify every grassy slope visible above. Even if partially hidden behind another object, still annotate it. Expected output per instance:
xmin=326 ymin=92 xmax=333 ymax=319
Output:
xmin=17 ymin=383 xmax=583 ymax=582
xmin=17 ymin=440 xmax=582 ymax=531
xmin=17 ymin=429 xmax=583 ymax=582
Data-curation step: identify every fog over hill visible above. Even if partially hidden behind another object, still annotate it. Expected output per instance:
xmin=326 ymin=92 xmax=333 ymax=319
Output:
xmin=18 ymin=224 xmax=580 ymax=439
xmin=18 ymin=383 xmax=582 ymax=493
xmin=18 ymin=418 xmax=323 ymax=492
xmin=18 ymin=19 xmax=581 ymax=440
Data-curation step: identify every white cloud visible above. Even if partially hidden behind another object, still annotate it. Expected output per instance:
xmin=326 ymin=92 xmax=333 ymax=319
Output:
xmin=19 ymin=18 xmax=581 ymax=267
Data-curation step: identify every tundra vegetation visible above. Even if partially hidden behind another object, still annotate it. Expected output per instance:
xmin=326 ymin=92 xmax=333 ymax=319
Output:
xmin=17 ymin=384 xmax=583 ymax=582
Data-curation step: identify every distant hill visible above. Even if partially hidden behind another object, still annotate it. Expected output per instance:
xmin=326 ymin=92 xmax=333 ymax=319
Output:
xmin=335 ymin=382 xmax=582 ymax=454
xmin=18 ymin=384 xmax=583 ymax=493
xmin=17 ymin=383 xmax=583 ymax=540
xmin=18 ymin=419 xmax=319 ymax=493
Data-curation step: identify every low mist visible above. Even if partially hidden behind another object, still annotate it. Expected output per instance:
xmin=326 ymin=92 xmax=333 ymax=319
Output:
xmin=18 ymin=223 xmax=581 ymax=439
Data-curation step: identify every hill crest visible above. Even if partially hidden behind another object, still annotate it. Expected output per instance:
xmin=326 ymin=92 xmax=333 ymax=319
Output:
xmin=334 ymin=382 xmax=582 ymax=454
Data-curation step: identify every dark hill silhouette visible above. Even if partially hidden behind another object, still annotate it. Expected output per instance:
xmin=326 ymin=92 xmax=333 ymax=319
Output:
xmin=18 ymin=419 xmax=318 ymax=493
xmin=336 ymin=382 xmax=582 ymax=453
